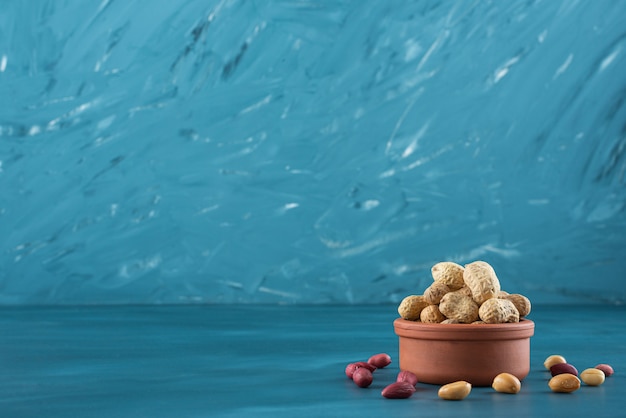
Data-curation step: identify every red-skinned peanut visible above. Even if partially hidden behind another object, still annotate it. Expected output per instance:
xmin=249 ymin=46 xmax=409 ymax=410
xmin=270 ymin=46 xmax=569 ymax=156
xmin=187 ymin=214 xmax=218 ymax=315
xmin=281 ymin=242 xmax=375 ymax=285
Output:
xmin=345 ymin=361 xmax=376 ymax=379
xmin=345 ymin=363 xmax=359 ymax=379
xmin=368 ymin=353 xmax=392 ymax=369
xmin=550 ymin=363 xmax=578 ymax=377
xmin=354 ymin=361 xmax=377 ymax=372
xmin=595 ymin=364 xmax=614 ymax=377
xmin=396 ymin=370 xmax=418 ymax=386
xmin=382 ymin=381 xmax=416 ymax=399
xmin=353 ymin=368 xmax=373 ymax=388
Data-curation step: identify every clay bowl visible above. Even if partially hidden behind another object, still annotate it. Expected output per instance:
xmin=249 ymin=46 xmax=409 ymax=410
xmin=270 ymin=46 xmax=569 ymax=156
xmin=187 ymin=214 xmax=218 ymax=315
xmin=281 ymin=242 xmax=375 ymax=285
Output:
xmin=393 ymin=318 xmax=535 ymax=386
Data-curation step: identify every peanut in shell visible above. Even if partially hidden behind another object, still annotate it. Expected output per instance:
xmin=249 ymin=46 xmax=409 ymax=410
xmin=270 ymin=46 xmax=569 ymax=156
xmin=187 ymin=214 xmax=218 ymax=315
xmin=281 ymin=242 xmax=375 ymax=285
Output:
xmin=501 ymin=293 xmax=531 ymax=317
xmin=478 ymin=297 xmax=519 ymax=324
xmin=423 ymin=282 xmax=451 ymax=304
xmin=398 ymin=295 xmax=429 ymax=321
xmin=431 ymin=262 xmax=465 ymax=290
xmin=463 ymin=261 xmax=501 ymax=305
xmin=439 ymin=291 xmax=479 ymax=323
xmin=420 ymin=304 xmax=446 ymax=323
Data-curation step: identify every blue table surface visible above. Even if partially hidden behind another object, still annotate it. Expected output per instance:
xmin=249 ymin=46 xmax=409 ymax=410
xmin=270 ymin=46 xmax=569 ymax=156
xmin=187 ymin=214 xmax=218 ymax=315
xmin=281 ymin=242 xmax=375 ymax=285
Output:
xmin=1 ymin=304 xmax=624 ymax=418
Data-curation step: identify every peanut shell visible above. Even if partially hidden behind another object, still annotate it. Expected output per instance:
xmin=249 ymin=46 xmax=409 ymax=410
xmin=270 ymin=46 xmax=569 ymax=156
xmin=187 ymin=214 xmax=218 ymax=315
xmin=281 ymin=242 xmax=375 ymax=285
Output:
xmin=439 ymin=291 xmax=479 ymax=323
xmin=431 ymin=262 xmax=465 ymax=290
xmin=397 ymin=295 xmax=429 ymax=321
xmin=423 ymin=282 xmax=451 ymax=304
xmin=420 ymin=304 xmax=446 ymax=323
xmin=454 ymin=286 xmax=473 ymax=298
xmin=463 ymin=261 xmax=501 ymax=305
xmin=479 ymin=298 xmax=519 ymax=324
xmin=501 ymin=293 xmax=531 ymax=317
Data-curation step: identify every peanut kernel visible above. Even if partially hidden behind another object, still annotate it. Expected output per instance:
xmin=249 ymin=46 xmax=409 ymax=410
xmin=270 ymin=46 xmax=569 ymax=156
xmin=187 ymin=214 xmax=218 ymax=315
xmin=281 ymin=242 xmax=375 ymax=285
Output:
xmin=492 ymin=372 xmax=521 ymax=394
xmin=548 ymin=373 xmax=580 ymax=393
xmin=580 ymin=368 xmax=605 ymax=386
xmin=438 ymin=381 xmax=472 ymax=400
xmin=544 ymin=354 xmax=567 ymax=370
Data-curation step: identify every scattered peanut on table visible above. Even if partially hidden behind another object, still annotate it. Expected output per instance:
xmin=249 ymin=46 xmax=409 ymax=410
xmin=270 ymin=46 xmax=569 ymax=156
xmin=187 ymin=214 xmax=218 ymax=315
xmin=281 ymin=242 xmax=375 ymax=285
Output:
xmin=543 ymin=355 xmax=614 ymax=390
xmin=580 ymin=368 xmax=605 ymax=386
xmin=381 ymin=382 xmax=416 ymax=399
xmin=550 ymin=363 xmax=578 ymax=377
xmin=438 ymin=381 xmax=472 ymax=400
xmin=544 ymin=354 xmax=567 ymax=370
xmin=492 ymin=373 xmax=522 ymax=394
xmin=548 ymin=373 xmax=581 ymax=393
xmin=595 ymin=364 xmax=614 ymax=377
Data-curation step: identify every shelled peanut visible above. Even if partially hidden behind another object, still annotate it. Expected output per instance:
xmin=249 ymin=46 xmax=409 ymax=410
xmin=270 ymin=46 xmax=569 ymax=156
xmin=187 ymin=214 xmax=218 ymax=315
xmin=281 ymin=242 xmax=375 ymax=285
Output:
xmin=492 ymin=373 xmax=521 ymax=394
xmin=543 ymin=354 xmax=614 ymax=391
xmin=344 ymin=353 xmax=392 ymax=389
xmin=438 ymin=381 xmax=472 ymax=400
xmin=397 ymin=260 xmax=532 ymax=324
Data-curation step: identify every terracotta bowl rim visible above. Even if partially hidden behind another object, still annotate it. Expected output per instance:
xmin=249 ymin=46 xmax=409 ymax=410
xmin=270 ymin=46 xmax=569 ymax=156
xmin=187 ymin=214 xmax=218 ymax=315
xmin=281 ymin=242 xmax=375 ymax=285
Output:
xmin=394 ymin=317 xmax=534 ymax=339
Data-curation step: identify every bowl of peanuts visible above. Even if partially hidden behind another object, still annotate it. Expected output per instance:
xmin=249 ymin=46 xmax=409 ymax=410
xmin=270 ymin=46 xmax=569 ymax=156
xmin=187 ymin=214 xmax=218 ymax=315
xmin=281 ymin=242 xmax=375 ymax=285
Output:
xmin=393 ymin=260 xmax=535 ymax=387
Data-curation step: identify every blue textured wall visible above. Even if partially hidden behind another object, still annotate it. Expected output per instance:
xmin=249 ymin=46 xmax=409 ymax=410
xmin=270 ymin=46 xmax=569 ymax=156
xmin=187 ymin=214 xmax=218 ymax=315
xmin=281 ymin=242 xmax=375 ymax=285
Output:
xmin=1 ymin=1 xmax=625 ymax=305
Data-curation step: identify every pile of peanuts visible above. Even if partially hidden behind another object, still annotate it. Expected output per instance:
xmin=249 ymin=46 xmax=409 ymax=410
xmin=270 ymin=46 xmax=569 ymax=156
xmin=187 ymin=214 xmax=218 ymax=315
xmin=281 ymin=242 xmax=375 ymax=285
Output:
xmin=398 ymin=260 xmax=531 ymax=324
xmin=544 ymin=354 xmax=614 ymax=393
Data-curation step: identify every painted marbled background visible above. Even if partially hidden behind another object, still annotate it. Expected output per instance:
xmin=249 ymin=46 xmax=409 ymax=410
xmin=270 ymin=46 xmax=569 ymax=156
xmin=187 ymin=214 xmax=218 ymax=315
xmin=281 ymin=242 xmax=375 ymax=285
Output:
xmin=1 ymin=0 xmax=625 ymax=305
